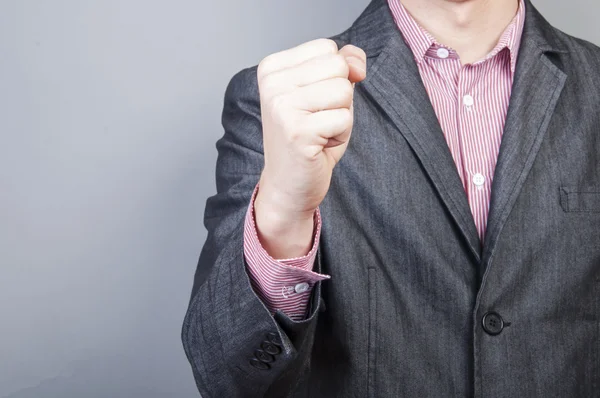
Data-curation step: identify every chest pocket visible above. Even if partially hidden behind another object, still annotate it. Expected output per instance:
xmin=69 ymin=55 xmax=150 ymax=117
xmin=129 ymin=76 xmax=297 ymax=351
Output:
xmin=560 ymin=187 xmax=600 ymax=212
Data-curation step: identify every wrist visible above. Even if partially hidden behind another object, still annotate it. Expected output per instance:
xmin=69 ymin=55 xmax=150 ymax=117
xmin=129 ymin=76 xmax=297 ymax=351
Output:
xmin=255 ymin=177 xmax=317 ymax=223
xmin=254 ymin=191 xmax=317 ymax=259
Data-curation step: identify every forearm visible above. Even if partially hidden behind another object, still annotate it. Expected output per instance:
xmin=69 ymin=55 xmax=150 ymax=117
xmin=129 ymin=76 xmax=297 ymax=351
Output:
xmin=244 ymin=183 xmax=330 ymax=320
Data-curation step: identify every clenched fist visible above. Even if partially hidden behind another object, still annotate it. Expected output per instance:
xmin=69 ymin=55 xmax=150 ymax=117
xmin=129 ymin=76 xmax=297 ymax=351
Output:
xmin=254 ymin=39 xmax=367 ymax=258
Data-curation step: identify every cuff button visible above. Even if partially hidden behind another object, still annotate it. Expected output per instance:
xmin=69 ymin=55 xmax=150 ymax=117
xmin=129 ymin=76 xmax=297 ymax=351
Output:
xmin=294 ymin=282 xmax=310 ymax=293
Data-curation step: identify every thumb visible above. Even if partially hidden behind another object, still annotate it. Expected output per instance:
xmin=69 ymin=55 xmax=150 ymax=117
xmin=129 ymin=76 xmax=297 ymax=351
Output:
xmin=338 ymin=44 xmax=367 ymax=84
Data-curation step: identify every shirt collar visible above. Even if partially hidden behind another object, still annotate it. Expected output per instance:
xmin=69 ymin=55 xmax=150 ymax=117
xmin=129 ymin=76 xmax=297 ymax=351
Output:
xmin=388 ymin=0 xmax=526 ymax=73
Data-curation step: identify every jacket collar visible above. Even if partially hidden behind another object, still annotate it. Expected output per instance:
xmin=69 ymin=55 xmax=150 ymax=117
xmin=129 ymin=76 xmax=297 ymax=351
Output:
xmin=349 ymin=0 xmax=569 ymax=262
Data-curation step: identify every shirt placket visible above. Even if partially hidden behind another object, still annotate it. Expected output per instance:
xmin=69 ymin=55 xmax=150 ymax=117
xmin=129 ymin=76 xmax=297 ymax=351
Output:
xmin=424 ymin=50 xmax=465 ymax=187
xmin=456 ymin=63 xmax=490 ymax=242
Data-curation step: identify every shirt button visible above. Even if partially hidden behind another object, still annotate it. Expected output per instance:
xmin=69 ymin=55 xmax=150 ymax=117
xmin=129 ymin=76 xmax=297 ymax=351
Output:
xmin=294 ymin=282 xmax=310 ymax=293
xmin=473 ymin=173 xmax=485 ymax=186
xmin=436 ymin=47 xmax=449 ymax=59
xmin=463 ymin=94 xmax=474 ymax=107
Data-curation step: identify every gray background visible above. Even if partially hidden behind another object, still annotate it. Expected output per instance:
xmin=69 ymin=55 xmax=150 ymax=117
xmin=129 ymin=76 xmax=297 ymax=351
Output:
xmin=0 ymin=1 xmax=597 ymax=397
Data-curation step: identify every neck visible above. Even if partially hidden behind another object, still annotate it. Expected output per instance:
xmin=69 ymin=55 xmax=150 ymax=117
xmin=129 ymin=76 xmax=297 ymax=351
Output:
xmin=400 ymin=0 xmax=519 ymax=64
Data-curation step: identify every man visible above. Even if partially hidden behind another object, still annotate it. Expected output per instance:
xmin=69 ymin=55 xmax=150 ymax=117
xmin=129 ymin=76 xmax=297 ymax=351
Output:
xmin=182 ymin=0 xmax=600 ymax=396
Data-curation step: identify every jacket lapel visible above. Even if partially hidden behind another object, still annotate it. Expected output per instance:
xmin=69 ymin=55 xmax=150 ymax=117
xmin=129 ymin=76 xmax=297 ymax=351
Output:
xmin=480 ymin=1 xmax=568 ymax=272
xmin=351 ymin=0 xmax=483 ymax=261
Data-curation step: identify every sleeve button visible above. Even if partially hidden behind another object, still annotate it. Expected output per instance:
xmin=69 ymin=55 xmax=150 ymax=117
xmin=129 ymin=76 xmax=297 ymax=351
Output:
xmin=250 ymin=358 xmax=270 ymax=370
xmin=266 ymin=332 xmax=282 ymax=346
xmin=261 ymin=341 xmax=281 ymax=355
xmin=254 ymin=349 xmax=274 ymax=363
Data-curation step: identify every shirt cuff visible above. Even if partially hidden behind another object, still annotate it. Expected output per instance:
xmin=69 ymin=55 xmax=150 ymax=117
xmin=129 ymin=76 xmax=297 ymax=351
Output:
xmin=243 ymin=183 xmax=330 ymax=320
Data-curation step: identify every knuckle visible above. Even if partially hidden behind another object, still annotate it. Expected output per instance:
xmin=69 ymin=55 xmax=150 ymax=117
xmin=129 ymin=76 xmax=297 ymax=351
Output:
xmin=344 ymin=44 xmax=367 ymax=60
xmin=339 ymin=108 xmax=353 ymax=127
xmin=336 ymin=79 xmax=354 ymax=103
xmin=356 ymin=47 xmax=367 ymax=61
xmin=286 ymin=121 xmax=304 ymax=143
xmin=257 ymin=62 xmax=268 ymax=81
xmin=329 ymin=54 xmax=350 ymax=77
xmin=317 ymin=38 xmax=339 ymax=54
xmin=257 ymin=54 xmax=277 ymax=80
xmin=300 ymin=145 xmax=320 ymax=160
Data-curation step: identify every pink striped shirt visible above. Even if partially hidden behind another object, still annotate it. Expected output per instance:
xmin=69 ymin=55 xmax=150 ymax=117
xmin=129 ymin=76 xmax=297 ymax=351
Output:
xmin=243 ymin=0 xmax=526 ymax=320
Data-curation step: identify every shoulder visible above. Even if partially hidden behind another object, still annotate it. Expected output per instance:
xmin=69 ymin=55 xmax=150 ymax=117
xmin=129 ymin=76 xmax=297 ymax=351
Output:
xmin=549 ymin=27 xmax=600 ymax=71
xmin=559 ymin=30 xmax=600 ymax=56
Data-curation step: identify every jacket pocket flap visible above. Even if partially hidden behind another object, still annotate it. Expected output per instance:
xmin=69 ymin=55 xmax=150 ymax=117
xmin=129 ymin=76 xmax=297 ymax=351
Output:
xmin=560 ymin=187 xmax=600 ymax=212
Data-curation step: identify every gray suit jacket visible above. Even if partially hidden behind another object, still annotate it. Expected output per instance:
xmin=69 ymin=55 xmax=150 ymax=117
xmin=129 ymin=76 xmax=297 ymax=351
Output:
xmin=182 ymin=0 xmax=600 ymax=396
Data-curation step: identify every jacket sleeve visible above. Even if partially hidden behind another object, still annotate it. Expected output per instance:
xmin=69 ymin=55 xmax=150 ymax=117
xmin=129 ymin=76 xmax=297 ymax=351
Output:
xmin=181 ymin=66 xmax=327 ymax=398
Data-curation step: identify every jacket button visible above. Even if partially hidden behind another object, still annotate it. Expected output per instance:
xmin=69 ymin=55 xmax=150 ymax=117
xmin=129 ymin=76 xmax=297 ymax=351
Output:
xmin=261 ymin=341 xmax=281 ymax=355
xmin=249 ymin=358 xmax=270 ymax=370
xmin=254 ymin=349 xmax=274 ymax=363
xmin=482 ymin=311 xmax=504 ymax=335
xmin=266 ymin=332 xmax=282 ymax=346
